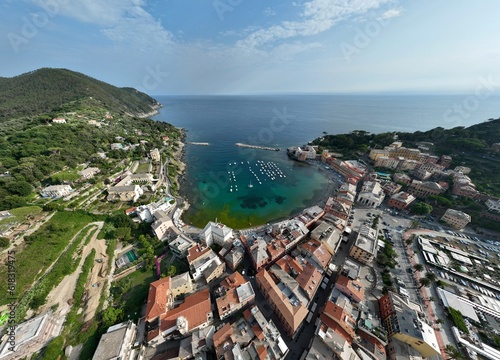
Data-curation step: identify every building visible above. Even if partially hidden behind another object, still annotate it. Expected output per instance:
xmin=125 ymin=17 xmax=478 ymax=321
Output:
xmin=454 ymin=166 xmax=471 ymax=174
xmin=255 ymin=269 xmax=308 ymax=336
xmin=93 ymin=321 xmax=137 ymax=360
xmin=215 ymin=271 xmax=255 ymax=320
xmin=379 ymin=292 xmax=440 ymax=358
xmin=357 ymin=181 xmax=385 ymax=208
xmin=300 ymin=239 xmax=332 ymax=271
xmin=452 ymin=174 xmax=480 ymax=199
xmin=78 ymin=167 xmax=100 ymax=180
xmin=439 ymin=155 xmax=452 ymax=168
xmin=485 ymin=198 xmax=500 ymax=213
xmin=107 ymin=185 xmax=143 ymax=202
xmin=326 ymin=158 xmax=367 ymax=184
xmin=151 ymin=210 xmax=173 ymax=241
xmin=169 ymin=234 xmax=195 ymax=258
xmin=334 ymin=274 xmax=365 ymax=303
xmin=52 ymin=117 xmax=66 ymax=123
xmin=308 ymin=325 xmax=362 ymax=360
xmin=111 ymin=143 xmax=124 ymax=150
xmin=145 ymin=286 xmax=213 ymax=342
xmin=336 ymin=183 xmax=357 ymax=206
xmin=199 ymin=221 xmax=233 ymax=247
xmin=39 ymin=184 xmax=72 ymax=199
xmin=387 ymin=191 xmax=416 ymax=210
xmin=320 ymin=289 xmax=358 ymax=344
xmin=224 ymin=245 xmax=245 ymax=271
xmin=324 ymin=197 xmax=350 ymax=221
xmin=349 ymin=225 xmax=377 ymax=265
xmin=310 ymin=221 xmax=343 ymax=256
xmin=393 ymin=173 xmax=412 ymax=185
xmin=441 ymin=208 xmax=471 ymax=229
xmin=187 ymin=245 xmax=225 ymax=283
xmin=381 ymin=181 xmax=402 ymax=196
xmin=408 ymin=180 xmax=446 ymax=199
xmin=287 ymin=145 xmax=317 ymax=161
xmin=150 ymin=148 xmax=161 ymax=162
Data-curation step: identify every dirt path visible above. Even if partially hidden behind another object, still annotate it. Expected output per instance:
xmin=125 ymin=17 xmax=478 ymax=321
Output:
xmin=41 ymin=222 xmax=105 ymax=318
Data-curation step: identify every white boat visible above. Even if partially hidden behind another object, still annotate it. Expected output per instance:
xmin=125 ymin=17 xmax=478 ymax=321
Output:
xmin=230 ymin=187 xmax=233 ymax=192
xmin=248 ymin=181 xmax=253 ymax=188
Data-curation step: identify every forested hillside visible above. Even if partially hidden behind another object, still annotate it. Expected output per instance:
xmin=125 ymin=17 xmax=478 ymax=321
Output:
xmin=0 ymin=68 xmax=159 ymax=119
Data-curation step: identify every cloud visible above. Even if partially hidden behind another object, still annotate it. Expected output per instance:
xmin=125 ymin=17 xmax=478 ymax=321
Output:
xmin=30 ymin=0 xmax=174 ymax=49
xmin=379 ymin=8 xmax=402 ymax=20
xmin=237 ymin=0 xmax=392 ymax=49
xmin=263 ymin=7 xmax=277 ymax=16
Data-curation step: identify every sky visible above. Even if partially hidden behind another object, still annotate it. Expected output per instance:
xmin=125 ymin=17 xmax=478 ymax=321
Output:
xmin=1 ymin=0 xmax=500 ymax=95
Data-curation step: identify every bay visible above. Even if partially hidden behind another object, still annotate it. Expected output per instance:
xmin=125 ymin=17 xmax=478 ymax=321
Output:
xmin=152 ymin=94 xmax=500 ymax=228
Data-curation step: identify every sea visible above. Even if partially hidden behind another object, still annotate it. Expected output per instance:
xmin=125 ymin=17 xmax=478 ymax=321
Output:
xmin=152 ymin=94 xmax=500 ymax=229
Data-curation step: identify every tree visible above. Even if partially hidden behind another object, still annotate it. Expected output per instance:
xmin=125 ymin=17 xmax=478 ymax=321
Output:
xmin=405 ymin=238 xmax=413 ymax=246
xmin=412 ymin=202 xmax=433 ymax=215
xmin=414 ymin=264 xmax=424 ymax=272
xmin=0 ymin=237 xmax=9 ymax=248
xmin=6 ymin=180 xmax=33 ymax=196
xmin=101 ymin=306 xmax=124 ymax=329
xmin=418 ymin=277 xmax=431 ymax=289
xmin=425 ymin=272 xmax=437 ymax=283
xmin=166 ymin=265 xmax=177 ymax=277
xmin=445 ymin=344 xmax=465 ymax=360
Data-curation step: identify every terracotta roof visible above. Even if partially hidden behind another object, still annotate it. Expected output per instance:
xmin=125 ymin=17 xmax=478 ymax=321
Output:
xmin=222 ymin=271 xmax=246 ymax=289
xmin=253 ymin=324 xmax=265 ymax=340
xmin=335 ymin=274 xmax=365 ymax=302
xmin=186 ymin=244 xmax=211 ymax=263
xmin=296 ymin=262 xmax=321 ymax=298
xmin=213 ymin=323 xmax=233 ymax=348
xmin=257 ymin=344 xmax=268 ymax=360
xmin=256 ymin=269 xmax=308 ymax=334
xmin=275 ymin=255 xmax=303 ymax=274
xmin=321 ymin=301 xmax=356 ymax=340
xmin=146 ymin=277 xmax=170 ymax=321
xmin=159 ymin=288 xmax=211 ymax=332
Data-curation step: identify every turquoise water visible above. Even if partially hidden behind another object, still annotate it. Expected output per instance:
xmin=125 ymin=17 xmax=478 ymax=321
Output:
xmin=152 ymin=94 xmax=500 ymax=228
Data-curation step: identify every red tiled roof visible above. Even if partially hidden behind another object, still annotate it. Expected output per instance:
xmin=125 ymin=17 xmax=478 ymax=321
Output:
xmin=257 ymin=344 xmax=268 ymax=359
xmin=186 ymin=244 xmax=211 ymax=263
xmin=159 ymin=288 xmax=211 ymax=332
xmin=213 ymin=323 xmax=232 ymax=348
xmin=146 ymin=277 xmax=170 ymax=321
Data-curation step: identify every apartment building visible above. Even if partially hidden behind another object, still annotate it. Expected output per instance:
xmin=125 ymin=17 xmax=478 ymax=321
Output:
xmin=349 ymin=225 xmax=378 ymax=265
xmin=40 ymin=184 xmax=72 ymax=199
xmin=387 ymin=191 xmax=416 ymax=210
xmin=441 ymin=208 xmax=471 ymax=229
xmin=408 ymin=180 xmax=446 ymax=199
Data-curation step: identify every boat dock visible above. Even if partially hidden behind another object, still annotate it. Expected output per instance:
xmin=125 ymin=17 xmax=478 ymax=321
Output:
xmin=187 ymin=142 xmax=209 ymax=146
xmin=235 ymin=143 xmax=280 ymax=151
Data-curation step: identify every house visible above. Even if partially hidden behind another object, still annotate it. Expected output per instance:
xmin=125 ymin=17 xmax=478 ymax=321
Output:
xmin=151 ymin=210 xmax=173 ymax=241
xmin=224 ymin=245 xmax=245 ymax=271
xmin=52 ymin=117 xmax=66 ymax=124
xmin=215 ymin=271 xmax=255 ymax=320
xmin=324 ymin=197 xmax=350 ymax=221
xmin=485 ymin=198 xmax=500 ymax=213
xmin=349 ymin=225 xmax=378 ymax=265
xmin=408 ymin=180 xmax=446 ymax=199
xmin=357 ymin=181 xmax=385 ymax=208
xmin=145 ymin=283 xmax=212 ymax=342
xmin=310 ymin=221 xmax=343 ymax=256
xmin=169 ymin=234 xmax=195 ymax=258
xmin=307 ymin=326 xmax=361 ymax=360
xmin=110 ymin=143 xmax=124 ymax=150
xmin=40 ymin=185 xmax=72 ymax=199
xmin=387 ymin=191 xmax=416 ymax=210
xmin=334 ymin=274 xmax=365 ymax=303
xmin=187 ymin=245 xmax=225 ymax=283
xmin=300 ymin=239 xmax=332 ymax=271
xmin=78 ymin=167 xmax=100 ymax=180
xmin=440 ymin=209 xmax=471 ymax=229
xmin=150 ymin=148 xmax=161 ymax=162
xmin=93 ymin=321 xmax=137 ymax=360
xmin=320 ymin=289 xmax=358 ymax=344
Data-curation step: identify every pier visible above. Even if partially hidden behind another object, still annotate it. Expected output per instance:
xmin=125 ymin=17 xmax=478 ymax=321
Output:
xmin=187 ymin=142 xmax=209 ymax=146
xmin=235 ymin=143 xmax=280 ymax=151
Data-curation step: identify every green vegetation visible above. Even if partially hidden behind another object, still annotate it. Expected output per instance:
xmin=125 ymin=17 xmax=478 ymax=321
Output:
xmin=0 ymin=211 xmax=96 ymax=307
xmin=448 ymin=307 xmax=469 ymax=334
xmin=0 ymin=205 xmax=42 ymax=228
xmin=0 ymin=68 xmax=159 ymax=119
xmin=479 ymin=330 xmax=500 ymax=351
xmin=0 ymin=237 xmax=9 ymax=248
xmin=411 ymin=202 xmax=433 ymax=215
xmin=135 ymin=161 xmax=151 ymax=173
xmin=39 ymin=335 xmax=65 ymax=360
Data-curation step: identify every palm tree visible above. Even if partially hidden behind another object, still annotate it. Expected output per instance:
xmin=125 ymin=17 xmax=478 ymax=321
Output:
xmin=445 ymin=344 xmax=466 ymax=360
xmin=418 ymin=277 xmax=431 ymax=289
xmin=425 ymin=272 xmax=437 ymax=283
xmin=414 ymin=263 xmax=424 ymax=272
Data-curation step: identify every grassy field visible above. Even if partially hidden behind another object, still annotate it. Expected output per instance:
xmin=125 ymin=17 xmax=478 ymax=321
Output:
xmin=117 ymin=269 xmax=156 ymax=322
xmin=0 ymin=206 xmax=43 ymax=227
xmin=134 ymin=161 xmax=151 ymax=173
xmin=0 ymin=211 xmax=95 ymax=306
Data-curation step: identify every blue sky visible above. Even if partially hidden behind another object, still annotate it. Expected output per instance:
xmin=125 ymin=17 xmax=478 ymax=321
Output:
xmin=1 ymin=0 xmax=500 ymax=95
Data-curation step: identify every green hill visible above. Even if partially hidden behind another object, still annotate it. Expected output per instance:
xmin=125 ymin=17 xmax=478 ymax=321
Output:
xmin=0 ymin=68 xmax=159 ymax=119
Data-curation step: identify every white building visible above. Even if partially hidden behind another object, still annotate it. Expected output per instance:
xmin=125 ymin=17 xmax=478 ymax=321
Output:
xmin=151 ymin=210 xmax=173 ymax=241
xmin=485 ymin=199 xmax=500 ymax=213
xmin=199 ymin=221 xmax=233 ymax=247
xmin=357 ymin=181 xmax=385 ymax=208
xmin=78 ymin=167 xmax=100 ymax=180
xmin=441 ymin=209 xmax=471 ymax=229
xmin=92 ymin=321 xmax=137 ymax=360
xmin=40 ymin=185 xmax=72 ymax=199
xmin=51 ymin=117 xmax=66 ymax=124
xmin=150 ymin=148 xmax=161 ymax=162
xmin=106 ymin=185 xmax=143 ymax=202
